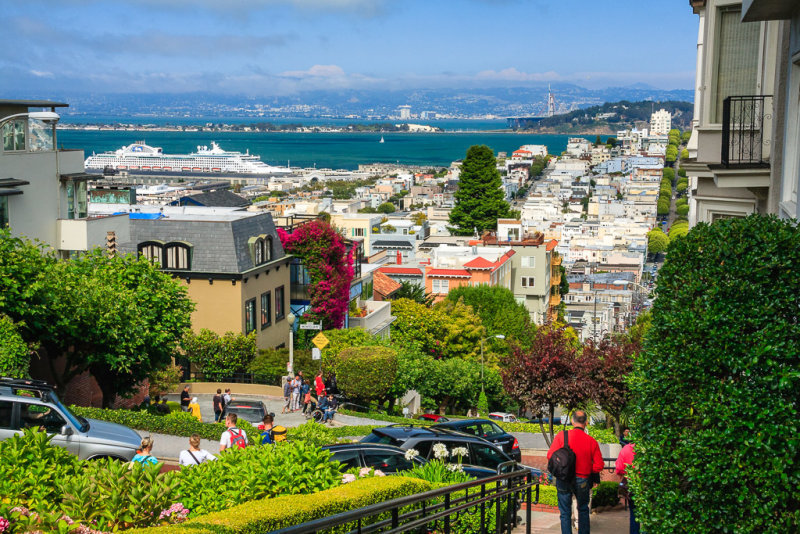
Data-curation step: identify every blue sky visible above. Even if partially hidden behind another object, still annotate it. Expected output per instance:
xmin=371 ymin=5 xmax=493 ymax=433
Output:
xmin=1 ymin=0 xmax=698 ymax=95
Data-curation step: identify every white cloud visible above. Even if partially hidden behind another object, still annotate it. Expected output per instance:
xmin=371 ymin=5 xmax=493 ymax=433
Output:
xmin=29 ymin=69 xmax=53 ymax=78
xmin=279 ymin=64 xmax=346 ymax=79
xmin=476 ymin=68 xmax=562 ymax=82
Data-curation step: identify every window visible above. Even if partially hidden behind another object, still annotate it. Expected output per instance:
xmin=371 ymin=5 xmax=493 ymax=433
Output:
xmin=2 ymin=120 xmax=25 ymax=151
xmin=362 ymin=450 xmax=416 ymax=474
xmin=261 ymin=291 xmax=271 ymax=329
xmin=17 ymin=403 xmax=66 ymax=434
xmin=352 ymin=228 xmax=365 ymax=237
xmin=254 ymin=239 xmax=264 ymax=265
xmin=0 ymin=196 xmax=8 ymax=228
xmin=521 ymin=277 xmax=535 ymax=288
xmin=65 ymin=180 xmax=88 ymax=219
xmin=330 ymin=450 xmax=361 ymax=470
xmin=0 ymin=400 xmax=12 ymax=429
xmin=138 ymin=242 xmax=163 ymax=266
xmin=712 ymin=7 xmax=759 ymax=123
xmin=245 ymin=299 xmax=256 ymax=334
xmin=469 ymin=443 xmax=507 ymax=470
xmin=164 ymin=244 xmax=191 ymax=270
xmin=431 ymin=279 xmax=449 ymax=293
xmin=275 ymin=286 xmax=285 ymax=320
xmin=521 ymin=256 xmax=535 ymax=268
xmin=265 ymin=237 xmax=272 ymax=262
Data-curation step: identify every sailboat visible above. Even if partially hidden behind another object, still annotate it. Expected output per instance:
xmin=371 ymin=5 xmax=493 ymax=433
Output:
xmin=379 ymin=136 xmax=385 ymax=143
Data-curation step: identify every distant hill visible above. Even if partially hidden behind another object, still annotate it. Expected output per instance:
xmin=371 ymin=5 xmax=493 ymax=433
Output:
xmin=514 ymin=100 xmax=693 ymax=134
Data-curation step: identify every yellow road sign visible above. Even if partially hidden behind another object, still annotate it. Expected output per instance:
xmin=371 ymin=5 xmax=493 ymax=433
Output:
xmin=312 ymin=332 xmax=330 ymax=350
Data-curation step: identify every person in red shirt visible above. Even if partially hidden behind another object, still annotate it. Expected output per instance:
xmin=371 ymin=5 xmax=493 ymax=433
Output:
xmin=547 ymin=410 xmax=604 ymax=534
xmin=615 ymin=442 xmax=640 ymax=534
xmin=314 ymin=370 xmax=326 ymax=397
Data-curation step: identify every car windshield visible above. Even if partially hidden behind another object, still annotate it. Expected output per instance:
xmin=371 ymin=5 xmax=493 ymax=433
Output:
xmin=361 ymin=432 xmax=401 ymax=446
xmin=52 ymin=394 xmax=87 ymax=432
xmin=483 ymin=422 xmax=506 ymax=439
xmin=226 ymin=407 xmax=263 ymax=419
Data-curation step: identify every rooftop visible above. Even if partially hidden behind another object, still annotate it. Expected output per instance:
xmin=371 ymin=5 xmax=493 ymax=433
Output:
xmin=0 ymin=99 xmax=69 ymax=108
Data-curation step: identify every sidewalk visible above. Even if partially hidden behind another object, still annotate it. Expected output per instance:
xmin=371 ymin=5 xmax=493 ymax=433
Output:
xmin=515 ymin=508 xmax=630 ymax=533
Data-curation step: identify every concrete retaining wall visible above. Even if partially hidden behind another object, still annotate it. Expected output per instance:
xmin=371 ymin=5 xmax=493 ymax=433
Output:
xmin=176 ymin=382 xmax=283 ymax=398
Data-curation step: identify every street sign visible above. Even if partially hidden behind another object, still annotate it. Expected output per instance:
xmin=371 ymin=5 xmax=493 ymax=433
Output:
xmin=312 ymin=332 xmax=329 ymax=350
xmin=312 ymin=348 xmax=321 ymax=360
xmin=299 ymin=322 xmax=322 ymax=331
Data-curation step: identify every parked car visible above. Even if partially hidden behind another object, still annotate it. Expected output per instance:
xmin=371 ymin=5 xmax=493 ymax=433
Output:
xmin=322 ymin=442 xmax=498 ymax=479
xmin=417 ymin=413 xmax=449 ymax=423
xmin=360 ymin=425 xmax=541 ymax=478
xmin=220 ymin=400 xmax=268 ymax=425
xmin=0 ymin=377 xmax=141 ymax=461
xmin=488 ymin=412 xmax=519 ymax=423
xmin=432 ymin=418 xmax=521 ymax=462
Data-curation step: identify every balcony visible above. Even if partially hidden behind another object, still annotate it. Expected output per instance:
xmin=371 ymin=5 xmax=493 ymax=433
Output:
xmin=348 ymin=300 xmax=396 ymax=336
xmin=721 ymin=95 xmax=772 ymax=168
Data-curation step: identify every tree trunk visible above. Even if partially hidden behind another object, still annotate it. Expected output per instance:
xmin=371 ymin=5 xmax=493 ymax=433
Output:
xmin=90 ymin=364 xmax=117 ymax=408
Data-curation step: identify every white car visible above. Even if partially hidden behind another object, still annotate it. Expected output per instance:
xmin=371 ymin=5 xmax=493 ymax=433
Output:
xmin=488 ymin=412 xmax=519 ymax=423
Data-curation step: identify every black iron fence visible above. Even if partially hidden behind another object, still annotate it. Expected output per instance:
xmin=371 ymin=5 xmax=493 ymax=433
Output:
xmin=721 ymin=95 xmax=773 ymax=167
xmin=274 ymin=466 xmax=539 ymax=534
xmin=185 ymin=371 xmax=283 ymax=386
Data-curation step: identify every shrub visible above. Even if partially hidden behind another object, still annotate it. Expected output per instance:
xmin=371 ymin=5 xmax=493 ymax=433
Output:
xmin=0 ymin=314 xmax=32 ymax=378
xmin=182 ymin=329 xmax=257 ymax=377
xmin=336 ymin=346 xmax=398 ymax=404
xmin=127 ymin=477 xmax=432 ymax=533
xmin=149 ymin=363 xmax=183 ymax=396
xmin=630 ymin=215 xmax=800 ymax=532
xmin=477 ymin=390 xmax=489 ymax=416
xmin=676 ymin=204 xmax=689 ymax=216
xmin=591 ymin=481 xmax=620 ymax=508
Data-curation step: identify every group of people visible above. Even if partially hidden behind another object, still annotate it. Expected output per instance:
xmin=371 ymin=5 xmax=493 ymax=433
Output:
xmin=546 ymin=410 xmax=641 ymax=534
xmin=130 ymin=411 xmax=288 ymax=469
xmin=280 ymin=370 xmax=339 ymax=424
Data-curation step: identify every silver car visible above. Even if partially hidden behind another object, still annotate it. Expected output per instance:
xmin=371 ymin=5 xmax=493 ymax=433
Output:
xmin=0 ymin=378 xmax=141 ymax=461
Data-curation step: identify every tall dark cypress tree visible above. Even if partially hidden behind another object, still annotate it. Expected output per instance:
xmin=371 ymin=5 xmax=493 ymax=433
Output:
xmin=449 ymin=145 xmax=512 ymax=235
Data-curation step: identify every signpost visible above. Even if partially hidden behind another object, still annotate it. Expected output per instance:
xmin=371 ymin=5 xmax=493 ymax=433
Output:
xmin=299 ymin=322 xmax=322 ymax=331
xmin=312 ymin=348 xmax=321 ymax=360
xmin=312 ymin=332 xmax=329 ymax=350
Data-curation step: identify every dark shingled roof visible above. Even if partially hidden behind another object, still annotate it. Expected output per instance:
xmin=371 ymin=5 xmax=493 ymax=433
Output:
xmin=372 ymin=240 xmax=414 ymax=249
xmin=174 ymin=190 xmax=250 ymax=208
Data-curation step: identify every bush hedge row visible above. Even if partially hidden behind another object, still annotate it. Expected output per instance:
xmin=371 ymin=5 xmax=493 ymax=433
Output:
xmin=128 ymin=476 xmax=432 ymax=533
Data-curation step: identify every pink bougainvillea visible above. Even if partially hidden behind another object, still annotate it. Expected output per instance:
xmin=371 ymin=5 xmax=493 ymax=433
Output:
xmin=279 ymin=219 xmax=355 ymax=329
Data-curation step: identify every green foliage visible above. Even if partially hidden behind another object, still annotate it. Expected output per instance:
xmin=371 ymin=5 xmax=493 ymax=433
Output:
xmin=678 ymin=167 xmax=687 ymax=178
xmin=391 ymin=281 xmax=434 ymax=306
xmin=591 ymin=481 xmax=620 ymax=508
xmin=400 ymin=461 xmax=473 ymax=486
xmin=668 ymin=221 xmax=689 ymax=242
xmin=0 ymin=314 xmax=32 ymax=378
xmin=681 ymin=130 xmax=692 ymax=143
xmin=319 ymin=327 xmax=374 ymax=361
xmin=676 ymin=181 xmax=688 ymax=193
xmin=630 ymin=215 xmax=800 ymax=533
xmin=665 ymin=145 xmax=678 ymax=163
xmin=445 ymin=285 xmax=533 ymax=347
xmin=647 ymin=228 xmax=669 ymax=254
xmin=449 ymin=145 xmax=512 ymax=235
xmin=149 ymin=363 xmax=183 ymax=396
xmin=183 ymin=329 xmax=257 ymax=377
xmin=248 ymin=347 xmax=314 ymax=380
xmin=0 ymin=232 xmax=194 ymax=406
xmin=377 ymin=202 xmax=395 ymax=214
xmin=477 ymin=390 xmax=489 ymax=416
xmin=676 ymin=203 xmax=689 ymax=216
xmin=656 ymin=197 xmax=670 ymax=216
xmin=336 ymin=346 xmax=398 ymax=403
xmin=675 ymin=197 xmax=688 ymax=207
xmin=662 ymin=167 xmax=675 ymax=182
xmin=680 ymin=148 xmax=689 ymax=160
xmin=128 ymin=477 xmax=432 ymax=534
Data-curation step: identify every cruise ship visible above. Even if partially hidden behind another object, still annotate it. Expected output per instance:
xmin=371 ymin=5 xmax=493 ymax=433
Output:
xmin=84 ymin=142 xmax=292 ymax=175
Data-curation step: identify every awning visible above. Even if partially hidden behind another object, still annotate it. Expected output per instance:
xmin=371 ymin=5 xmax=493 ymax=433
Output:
xmin=60 ymin=173 xmax=102 ymax=182
xmin=0 ymin=178 xmax=30 ymax=188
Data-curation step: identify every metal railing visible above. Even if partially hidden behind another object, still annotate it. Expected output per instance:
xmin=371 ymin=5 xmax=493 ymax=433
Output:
xmin=274 ymin=467 xmax=539 ymax=534
xmin=185 ymin=371 xmax=283 ymax=386
xmin=721 ymin=95 xmax=772 ymax=167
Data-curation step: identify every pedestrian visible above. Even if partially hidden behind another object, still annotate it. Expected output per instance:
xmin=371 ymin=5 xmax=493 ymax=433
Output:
xmin=180 ymin=385 xmax=191 ymax=412
xmin=219 ymin=413 xmax=248 ymax=452
xmin=314 ymin=370 xmax=326 ymax=397
xmin=615 ymin=441 xmax=641 ymax=534
xmin=188 ymin=397 xmax=202 ymax=422
xmin=223 ymin=388 xmax=232 ymax=406
xmin=131 ymin=437 xmax=158 ymax=465
xmin=156 ymin=398 xmax=170 ymax=415
xmin=179 ymin=434 xmax=216 ymax=467
xmin=546 ymin=410 xmax=603 ymax=534
xmin=619 ymin=427 xmax=632 ymax=447
xmin=259 ymin=414 xmax=275 ymax=444
xmin=301 ymin=379 xmax=311 ymax=414
xmin=291 ymin=375 xmax=301 ymax=412
xmin=321 ymin=393 xmax=337 ymax=424
xmin=281 ymin=377 xmax=292 ymax=414
xmin=212 ymin=388 xmax=225 ymax=422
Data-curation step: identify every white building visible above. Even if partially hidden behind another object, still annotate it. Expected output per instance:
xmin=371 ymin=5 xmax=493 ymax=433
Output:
xmin=398 ymin=105 xmax=412 ymax=120
xmin=650 ymin=109 xmax=672 ymax=135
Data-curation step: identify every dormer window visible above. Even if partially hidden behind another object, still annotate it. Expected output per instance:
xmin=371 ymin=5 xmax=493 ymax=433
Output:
xmin=249 ymin=235 xmax=273 ymax=266
xmin=165 ymin=242 xmax=192 ymax=270
xmin=138 ymin=241 xmax=163 ymax=265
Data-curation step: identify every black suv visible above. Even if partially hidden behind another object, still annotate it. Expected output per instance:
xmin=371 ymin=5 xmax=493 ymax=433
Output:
xmin=220 ymin=400 xmax=268 ymax=425
xmin=360 ymin=425 xmax=540 ymax=477
xmin=431 ymin=418 xmax=521 ymax=462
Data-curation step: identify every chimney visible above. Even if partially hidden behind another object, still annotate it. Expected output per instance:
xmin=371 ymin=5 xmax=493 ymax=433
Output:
xmin=397 ymin=250 xmax=402 ymax=265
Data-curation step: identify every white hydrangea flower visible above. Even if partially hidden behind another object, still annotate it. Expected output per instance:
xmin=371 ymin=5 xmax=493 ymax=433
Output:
xmin=404 ymin=448 xmax=420 ymax=461
xmin=451 ymin=447 xmax=469 ymax=459
xmin=341 ymin=473 xmax=357 ymax=484
xmin=373 ymin=469 xmax=386 ymax=477
xmin=446 ymin=463 xmax=464 ymax=472
xmin=433 ymin=442 xmax=449 ymax=460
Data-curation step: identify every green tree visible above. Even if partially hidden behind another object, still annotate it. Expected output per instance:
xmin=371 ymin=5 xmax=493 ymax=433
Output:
xmin=630 ymin=215 xmax=800 ymax=532
xmin=445 ymin=285 xmax=533 ymax=346
xmin=680 ymin=148 xmax=689 ymax=160
xmin=662 ymin=168 xmax=675 ymax=182
xmin=666 ymin=145 xmax=678 ymax=163
xmin=681 ymin=130 xmax=692 ymax=143
xmin=676 ymin=181 xmax=688 ymax=194
xmin=0 ymin=234 xmax=194 ymax=406
xmin=336 ymin=346 xmax=398 ymax=405
xmin=411 ymin=212 xmax=427 ymax=226
xmin=647 ymin=228 xmax=669 ymax=254
xmin=377 ymin=202 xmax=396 ymax=214
xmin=678 ymin=167 xmax=687 ymax=178
xmin=657 ymin=197 xmax=670 ymax=216
xmin=391 ymin=281 xmax=434 ymax=307
xmin=449 ymin=145 xmax=512 ymax=235
xmin=676 ymin=204 xmax=689 ymax=216
xmin=0 ymin=315 xmax=32 ymax=378
xmin=668 ymin=221 xmax=689 ymax=242
xmin=183 ymin=329 xmax=257 ymax=377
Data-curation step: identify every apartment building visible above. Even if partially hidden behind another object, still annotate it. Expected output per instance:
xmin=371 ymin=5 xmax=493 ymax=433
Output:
xmin=650 ymin=109 xmax=673 ymax=135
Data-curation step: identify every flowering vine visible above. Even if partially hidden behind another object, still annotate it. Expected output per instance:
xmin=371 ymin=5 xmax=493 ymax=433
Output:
xmin=278 ymin=220 xmax=355 ymax=329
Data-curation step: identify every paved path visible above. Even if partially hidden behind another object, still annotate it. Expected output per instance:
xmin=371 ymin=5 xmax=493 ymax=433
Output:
xmin=515 ymin=508 xmax=630 ymax=533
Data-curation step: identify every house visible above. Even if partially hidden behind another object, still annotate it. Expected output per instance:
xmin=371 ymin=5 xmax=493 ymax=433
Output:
xmin=170 ymin=190 xmax=249 ymax=208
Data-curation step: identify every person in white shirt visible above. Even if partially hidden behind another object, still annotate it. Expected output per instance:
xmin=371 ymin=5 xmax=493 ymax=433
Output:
xmin=219 ymin=413 xmax=248 ymax=452
xmin=179 ymin=434 xmax=216 ymax=467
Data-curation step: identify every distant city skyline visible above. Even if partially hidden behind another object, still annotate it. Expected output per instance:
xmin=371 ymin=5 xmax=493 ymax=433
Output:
xmin=2 ymin=0 xmax=698 ymax=96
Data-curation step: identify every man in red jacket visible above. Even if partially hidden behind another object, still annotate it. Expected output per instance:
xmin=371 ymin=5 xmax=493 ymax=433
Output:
xmin=547 ymin=410 xmax=604 ymax=534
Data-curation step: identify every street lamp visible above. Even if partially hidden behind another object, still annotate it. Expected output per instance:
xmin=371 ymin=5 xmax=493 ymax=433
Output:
xmin=287 ymin=312 xmax=296 ymax=377
xmin=480 ymin=334 xmax=505 ymax=393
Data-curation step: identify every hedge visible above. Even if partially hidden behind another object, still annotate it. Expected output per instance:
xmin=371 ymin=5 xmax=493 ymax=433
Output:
xmin=71 ymin=406 xmax=380 ymax=441
xmin=128 ymin=476 xmax=432 ymax=533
